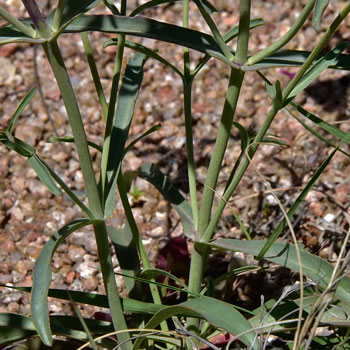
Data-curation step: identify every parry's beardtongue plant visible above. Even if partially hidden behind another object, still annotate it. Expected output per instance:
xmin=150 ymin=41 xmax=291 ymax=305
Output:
xmin=0 ymin=1 xmax=350 ymax=349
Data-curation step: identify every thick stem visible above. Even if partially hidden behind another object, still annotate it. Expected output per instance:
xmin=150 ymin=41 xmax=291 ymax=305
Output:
xmin=43 ymin=40 xmax=131 ymax=350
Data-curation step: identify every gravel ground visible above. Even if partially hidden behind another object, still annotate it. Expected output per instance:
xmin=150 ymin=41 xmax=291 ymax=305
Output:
xmin=1 ymin=0 xmax=350 ymax=317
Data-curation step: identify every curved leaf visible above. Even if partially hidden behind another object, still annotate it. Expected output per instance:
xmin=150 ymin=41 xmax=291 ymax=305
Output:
xmin=130 ymin=0 xmax=181 ymax=17
xmin=244 ymin=49 xmax=350 ymax=71
xmin=136 ymin=296 xmax=258 ymax=350
xmin=0 ymin=24 xmax=44 ymax=45
xmin=285 ymin=42 xmax=349 ymax=104
xmin=313 ymin=0 xmax=330 ymax=31
xmin=7 ymin=286 xmax=164 ymax=315
xmin=137 ymin=163 xmax=195 ymax=239
xmin=27 ymin=153 xmax=62 ymax=196
xmin=201 ymin=239 xmax=350 ymax=306
xmin=64 ymin=15 xmax=239 ymax=69
xmin=31 ymin=218 xmax=101 ymax=346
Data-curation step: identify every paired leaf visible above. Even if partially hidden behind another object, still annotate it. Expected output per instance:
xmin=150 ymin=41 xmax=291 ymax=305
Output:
xmin=137 ymin=163 xmax=195 ymax=239
xmin=201 ymin=239 xmax=350 ymax=305
xmin=31 ymin=218 xmax=101 ymax=346
xmin=136 ymin=296 xmax=258 ymax=350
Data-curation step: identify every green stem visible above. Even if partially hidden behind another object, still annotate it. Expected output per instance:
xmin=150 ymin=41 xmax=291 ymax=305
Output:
xmin=0 ymin=6 xmax=36 ymax=37
xmin=43 ymin=40 xmax=131 ymax=350
xmin=247 ymin=0 xmax=315 ymax=66
xmin=187 ymin=0 xmax=251 ymax=331
xmin=196 ymin=68 xmax=244 ymax=240
xmin=234 ymin=0 xmax=251 ymax=65
xmin=183 ymin=0 xmax=199 ymax=229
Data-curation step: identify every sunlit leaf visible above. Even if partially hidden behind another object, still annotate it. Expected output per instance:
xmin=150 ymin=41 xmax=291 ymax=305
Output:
xmin=313 ymin=0 xmax=330 ymax=31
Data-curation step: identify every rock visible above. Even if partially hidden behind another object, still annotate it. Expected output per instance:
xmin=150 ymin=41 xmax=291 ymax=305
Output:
xmin=68 ymin=245 xmax=86 ymax=262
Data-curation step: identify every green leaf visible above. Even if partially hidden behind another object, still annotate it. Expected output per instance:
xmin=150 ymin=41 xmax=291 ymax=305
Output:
xmin=0 ymin=23 xmax=44 ymax=45
xmin=104 ymin=52 xmax=148 ymax=217
xmin=137 ymin=163 xmax=195 ymax=239
xmin=197 ymin=0 xmax=218 ymax=14
xmin=6 ymin=87 xmax=37 ymax=134
xmin=244 ymin=49 xmax=350 ymax=71
xmin=265 ymin=80 xmax=282 ymax=109
xmin=47 ymin=0 xmax=101 ymax=29
xmin=108 ymin=224 xmax=142 ymax=299
xmin=64 ymin=15 xmax=239 ymax=69
xmin=124 ymin=123 xmax=161 ymax=155
xmin=232 ymin=121 xmax=249 ymax=152
xmin=27 ymin=153 xmax=62 ymax=196
xmin=0 ymin=135 xmax=34 ymax=157
xmin=313 ymin=0 xmax=330 ymax=31
xmin=137 ymin=296 xmax=259 ymax=350
xmin=130 ymin=0 xmax=181 ymax=17
xmin=31 ymin=218 xmax=100 ymax=346
xmin=285 ymin=42 xmax=349 ymax=104
xmin=140 ymin=268 xmax=189 ymax=289
xmin=201 ymin=239 xmax=350 ymax=305
xmin=48 ymin=135 xmax=102 ymax=152
xmin=290 ymin=102 xmax=349 ymax=142
xmin=105 ymin=38 xmax=183 ymax=77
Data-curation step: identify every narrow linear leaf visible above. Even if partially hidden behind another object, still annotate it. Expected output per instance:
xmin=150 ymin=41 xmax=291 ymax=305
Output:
xmin=108 ymin=224 xmax=142 ymax=299
xmin=244 ymin=49 xmax=350 ymax=71
xmin=285 ymin=42 xmax=349 ymax=104
xmin=202 ymin=239 xmax=350 ymax=305
xmin=7 ymin=87 xmax=37 ymax=133
xmin=232 ymin=121 xmax=249 ymax=152
xmin=313 ymin=0 xmax=330 ymax=31
xmin=104 ymin=52 xmax=148 ymax=217
xmin=140 ymin=268 xmax=188 ymax=289
xmin=105 ymin=38 xmax=183 ymax=77
xmin=7 ymin=286 xmax=164 ymax=315
xmin=136 ymin=296 xmax=258 ymax=350
xmin=64 ymin=15 xmax=239 ymax=69
xmin=27 ymin=153 xmax=62 ymax=196
xmin=286 ymin=107 xmax=350 ymax=158
xmin=49 ymin=135 xmax=102 ymax=152
xmin=130 ymin=0 xmax=181 ymax=17
xmin=290 ymin=101 xmax=349 ymax=142
xmin=31 ymin=218 xmax=101 ymax=346
xmin=137 ymin=163 xmax=195 ymax=239
xmin=0 ymin=24 xmax=44 ymax=45
xmin=0 ymin=134 xmax=34 ymax=157
xmin=124 ymin=123 xmax=161 ymax=155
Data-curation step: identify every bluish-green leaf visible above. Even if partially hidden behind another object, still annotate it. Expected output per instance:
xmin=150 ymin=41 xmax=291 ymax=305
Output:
xmin=137 ymin=163 xmax=195 ymax=239
xmin=136 ymin=296 xmax=258 ymax=350
xmin=7 ymin=286 xmax=164 ymax=315
xmin=7 ymin=87 xmax=37 ymax=134
xmin=31 ymin=218 xmax=100 ymax=346
xmin=313 ymin=0 xmax=330 ymax=31
xmin=130 ymin=0 xmax=181 ymax=17
xmin=27 ymin=153 xmax=62 ymax=196
xmin=202 ymin=239 xmax=350 ymax=306
xmin=232 ymin=121 xmax=249 ymax=152
xmin=0 ymin=23 xmax=44 ymax=45
xmin=285 ymin=42 xmax=349 ymax=104
xmin=104 ymin=52 xmax=148 ymax=217
xmin=244 ymin=49 xmax=350 ymax=71
xmin=64 ymin=15 xmax=239 ymax=69
xmin=48 ymin=135 xmax=102 ymax=152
